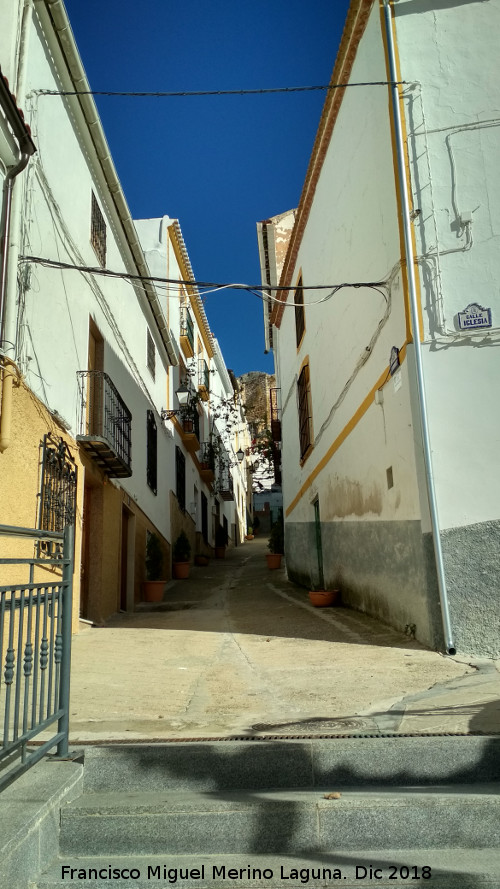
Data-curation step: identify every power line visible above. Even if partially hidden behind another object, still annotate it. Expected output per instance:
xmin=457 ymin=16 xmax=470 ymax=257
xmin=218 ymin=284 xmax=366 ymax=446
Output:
xmin=20 ymin=255 xmax=388 ymax=304
xmin=35 ymin=81 xmax=405 ymax=98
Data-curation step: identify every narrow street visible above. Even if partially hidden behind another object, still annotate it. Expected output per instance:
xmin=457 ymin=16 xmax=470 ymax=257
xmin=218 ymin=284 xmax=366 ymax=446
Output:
xmin=68 ymin=537 xmax=500 ymax=741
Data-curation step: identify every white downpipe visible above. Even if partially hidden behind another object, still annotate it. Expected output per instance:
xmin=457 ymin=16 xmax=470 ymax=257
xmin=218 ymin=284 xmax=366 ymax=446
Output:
xmin=382 ymin=0 xmax=455 ymax=655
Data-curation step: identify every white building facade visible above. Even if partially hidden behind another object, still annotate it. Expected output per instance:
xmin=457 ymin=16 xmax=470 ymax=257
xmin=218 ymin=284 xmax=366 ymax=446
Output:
xmin=261 ymin=0 xmax=500 ymax=656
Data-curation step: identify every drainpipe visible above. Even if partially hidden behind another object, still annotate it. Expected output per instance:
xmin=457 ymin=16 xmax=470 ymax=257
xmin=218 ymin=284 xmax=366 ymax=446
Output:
xmin=0 ymin=152 xmax=31 ymax=453
xmin=0 ymin=1 xmax=36 ymax=452
xmin=382 ymin=0 xmax=455 ymax=655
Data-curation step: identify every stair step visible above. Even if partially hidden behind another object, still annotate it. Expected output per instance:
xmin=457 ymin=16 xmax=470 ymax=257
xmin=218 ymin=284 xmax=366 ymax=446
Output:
xmin=80 ymin=737 xmax=500 ymax=793
xmin=35 ymin=849 xmax=500 ymax=888
xmin=59 ymin=785 xmax=500 ymax=856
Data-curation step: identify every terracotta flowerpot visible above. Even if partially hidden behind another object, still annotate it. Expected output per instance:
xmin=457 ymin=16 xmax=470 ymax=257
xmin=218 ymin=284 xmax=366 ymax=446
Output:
xmin=173 ymin=561 xmax=190 ymax=579
xmin=195 ymin=555 xmax=210 ymax=566
xmin=308 ymin=589 xmax=339 ymax=607
xmin=142 ymin=580 xmax=166 ymax=602
xmin=215 ymin=546 xmax=226 ymax=559
xmin=266 ymin=553 xmax=282 ymax=570
xmin=245 ymin=534 xmax=254 ymax=540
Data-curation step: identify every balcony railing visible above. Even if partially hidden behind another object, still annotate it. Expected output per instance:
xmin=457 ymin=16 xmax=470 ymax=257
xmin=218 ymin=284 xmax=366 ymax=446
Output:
xmin=179 ymin=405 xmax=200 ymax=453
xmin=77 ymin=371 xmax=132 ymax=478
xmin=270 ymin=387 xmax=281 ymax=442
xmin=199 ymin=441 xmax=215 ymax=484
xmin=198 ymin=358 xmax=210 ymax=401
xmin=218 ymin=461 xmax=234 ymax=501
xmin=180 ymin=306 xmax=195 ymax=358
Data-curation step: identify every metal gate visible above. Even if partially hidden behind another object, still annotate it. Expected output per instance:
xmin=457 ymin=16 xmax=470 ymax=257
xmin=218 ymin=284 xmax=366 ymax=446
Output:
xmin=0 ymin=524 xmax=74 ymax=792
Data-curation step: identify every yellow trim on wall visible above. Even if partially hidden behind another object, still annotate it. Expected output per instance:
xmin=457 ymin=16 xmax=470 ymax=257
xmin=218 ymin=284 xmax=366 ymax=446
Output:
xmin=379 ymin=0 xmax=424 ymax=343
xmin=167 ymin=227 xmax=214 ymax=358
xmin=286 ymin=342 xmax=408 ymax=517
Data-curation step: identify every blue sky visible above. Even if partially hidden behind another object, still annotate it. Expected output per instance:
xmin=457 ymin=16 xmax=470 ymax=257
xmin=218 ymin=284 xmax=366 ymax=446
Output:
xmin=63 ymin=1 xmax=350 ymax=376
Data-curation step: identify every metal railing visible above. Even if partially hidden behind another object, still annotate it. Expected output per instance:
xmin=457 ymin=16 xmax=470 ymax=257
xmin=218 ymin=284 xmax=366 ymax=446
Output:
xmin=198 ymin=358 xmax=209 ymax=393
xmin=180 ymin=306 xmax=195 ymax=354
xmin=0 ymin=524 xmax=74 ymax=792
xmin=77 ymin=370 xmax=132 ymax=477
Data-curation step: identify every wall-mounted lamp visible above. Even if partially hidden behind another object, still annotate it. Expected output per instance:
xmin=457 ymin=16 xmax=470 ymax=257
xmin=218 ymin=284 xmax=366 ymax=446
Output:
xmin=236 ymin=448 xmax=245 ymax=463
xmin=161 ymin=382 xmax=191 ymax=421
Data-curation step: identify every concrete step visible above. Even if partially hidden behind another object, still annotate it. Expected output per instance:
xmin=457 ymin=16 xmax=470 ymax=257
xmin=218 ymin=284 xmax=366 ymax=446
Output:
xmin=34 ymin=849 xmax=500 ymax=888
xmin=58 ymin=784 xmax=500 ymax=857
xmin=79 ymin=736 xmax=500 ymax=793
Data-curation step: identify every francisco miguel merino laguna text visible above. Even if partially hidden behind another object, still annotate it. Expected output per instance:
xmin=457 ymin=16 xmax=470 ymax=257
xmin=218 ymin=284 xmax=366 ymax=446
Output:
xmin=62 ymin=863 xmax=349 ymax=882
xmin=61 ymin=863 xmax=433 ymax=882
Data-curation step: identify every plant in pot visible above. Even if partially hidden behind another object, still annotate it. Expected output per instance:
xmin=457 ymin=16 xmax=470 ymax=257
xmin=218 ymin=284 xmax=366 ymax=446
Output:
xmin=252 ymin=514 xmax=260 ymax=536
xmin=143 ymin=532 xmax=166 ymax=602
xmin=308 ymin=589 xmax=340 ymax=607
xmin=245 ymin=524 xmax=254 ymax=541
xmin=172 ymin=530 xmax=191 ymax=579
xmin=214 ymin=524 xmax=228 ymax=559
xmin=266 ymin=515 xmax=284 ymax=569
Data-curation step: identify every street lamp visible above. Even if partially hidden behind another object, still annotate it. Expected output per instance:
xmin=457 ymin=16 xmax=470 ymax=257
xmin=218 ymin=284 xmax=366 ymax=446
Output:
xmin=161 ymin=382 xmax=191 ymax=421
xmin=236 ymin=448 xmax=245 ymax=463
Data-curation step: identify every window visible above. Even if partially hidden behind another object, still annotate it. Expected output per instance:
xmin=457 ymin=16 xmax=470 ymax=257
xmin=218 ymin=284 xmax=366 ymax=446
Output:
xmin=146 ymin=410 xmax=157 ymax=494
xmin=294 ymin=275 xmax=305 ymax=348
xmin=90 ymin=192 xmax=106 ymax=267
xmin=176 ymin=446 xmax=186 ymax=511
xmin=297 ymin=363 xmax=313 ymax=460
xmin=147 ymin=328 xmax=155 ymax=380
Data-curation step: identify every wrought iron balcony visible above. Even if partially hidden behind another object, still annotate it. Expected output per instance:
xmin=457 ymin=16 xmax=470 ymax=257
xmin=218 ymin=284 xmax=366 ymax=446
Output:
xmin=179 ymin=405 xmax=200 ymax=453
xmin=180 ymin=306 xmax=195 ymax=358
xmin=77 ymin=371 xmax=132 ymax=478
xmin=218 ymin=461 xmax=234 ymax=501
xmin=198 ymin=358 xmax=210 ymax=401
xmin=270 ymin=387 xmax=281 ymax=442
xmin=199 ymin=441 xmax=215 ymax=484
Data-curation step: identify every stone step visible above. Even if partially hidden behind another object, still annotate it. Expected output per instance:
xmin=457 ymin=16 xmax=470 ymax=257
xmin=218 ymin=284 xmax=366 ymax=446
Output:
xmin=79 ymin=736 xmax=500 ymax=794
xmin=59 ymin=785 xmax=500 ymax=857
xmin=35 ymin=849 xmax=500 ymax=888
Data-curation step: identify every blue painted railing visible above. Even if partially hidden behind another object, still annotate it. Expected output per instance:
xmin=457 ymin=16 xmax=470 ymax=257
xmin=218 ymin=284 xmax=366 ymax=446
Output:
xmin=0 ymin=524 xmax=74 ymax=792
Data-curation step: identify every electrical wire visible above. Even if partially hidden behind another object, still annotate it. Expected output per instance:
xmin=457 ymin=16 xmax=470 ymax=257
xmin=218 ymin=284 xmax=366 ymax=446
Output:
xmin=19 ymin=255 xmax=389 ymax=307
xmin=35 ymin=82 xmax=406 ymax=98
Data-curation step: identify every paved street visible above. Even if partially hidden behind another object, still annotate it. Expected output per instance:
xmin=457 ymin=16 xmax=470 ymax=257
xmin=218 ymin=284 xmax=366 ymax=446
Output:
xmin=69 ymin=536 xmax=500 ymax=741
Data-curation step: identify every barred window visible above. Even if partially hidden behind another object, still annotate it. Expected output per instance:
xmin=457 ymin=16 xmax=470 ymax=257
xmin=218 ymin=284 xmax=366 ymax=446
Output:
xmin=147 ymin=328 xmax=156 ymax=380
xmin=294 ymin=275 xmax=305 ymax=348
xmin=146 ymin=410 xmax=157 ymax=495
xmin=91 ymin=192 xmax=106 ymax=267
xmin=176 ymin=446 xmax=186 ymax=511
xmin=297 ymin=363 xmax=313 ymax=460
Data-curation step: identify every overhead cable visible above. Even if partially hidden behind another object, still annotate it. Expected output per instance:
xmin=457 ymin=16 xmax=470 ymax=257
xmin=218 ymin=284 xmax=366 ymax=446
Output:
xmin=19 ymin=255 xmax=388 ymax=306
xmin=35 ymin=81 xmax=405 ymax=98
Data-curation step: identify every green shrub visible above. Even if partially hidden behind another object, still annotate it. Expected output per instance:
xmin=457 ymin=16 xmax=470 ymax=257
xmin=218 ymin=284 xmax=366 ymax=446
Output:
xmin=146 ymin=532 xmax=164 ymax=580
xmin=173 ymin=530 xmax=191 ymax=563
xmin=268 ymin=515 xmax=284 ymax=554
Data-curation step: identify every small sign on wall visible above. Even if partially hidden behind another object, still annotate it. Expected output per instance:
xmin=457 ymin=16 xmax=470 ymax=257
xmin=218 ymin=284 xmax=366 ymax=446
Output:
xmin=457 ymin=303 xmax=492 ymax=331
xmin=389 ymin=346 xmax=400 ymax=376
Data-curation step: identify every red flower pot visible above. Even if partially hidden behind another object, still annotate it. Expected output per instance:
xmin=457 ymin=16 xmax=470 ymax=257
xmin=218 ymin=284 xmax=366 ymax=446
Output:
xmin=308 ymin=589 xmax=339 ymax=607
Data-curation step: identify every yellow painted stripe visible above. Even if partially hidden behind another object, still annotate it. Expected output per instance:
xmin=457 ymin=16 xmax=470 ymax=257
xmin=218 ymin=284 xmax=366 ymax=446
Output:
xmin=285 ymin=343 xmax=407 ymax=518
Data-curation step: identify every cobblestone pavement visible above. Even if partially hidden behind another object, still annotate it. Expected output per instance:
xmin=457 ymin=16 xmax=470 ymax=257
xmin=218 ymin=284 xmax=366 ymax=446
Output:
xmin=69 ymin=536 xmax=500 ymax=741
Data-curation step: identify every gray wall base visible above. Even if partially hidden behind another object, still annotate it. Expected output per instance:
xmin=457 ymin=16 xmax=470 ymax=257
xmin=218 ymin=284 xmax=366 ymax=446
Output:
xmin=0 ymin=758 xmax=83 ymax=889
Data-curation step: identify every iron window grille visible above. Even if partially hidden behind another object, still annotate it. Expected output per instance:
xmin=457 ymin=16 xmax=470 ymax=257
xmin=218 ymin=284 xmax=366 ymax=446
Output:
xmin=90 ymin=192 xmax=106 ymax=268
xmin=147 ymin=328 xmax=156 ymax=380
xmin=198 ymin=358 xmax=209 ymax=391
xmin=176 ymin=446 xmax=186 ymax=511
xmin=297 ymin=363 xmax=313 ymax=459
xmin=147 ymin=410 xmax=158 ymax=495
xmin=38 ymin=434 xmax=77 ymax=558
xmin=294 ymin=276 xmax=305 ymax=347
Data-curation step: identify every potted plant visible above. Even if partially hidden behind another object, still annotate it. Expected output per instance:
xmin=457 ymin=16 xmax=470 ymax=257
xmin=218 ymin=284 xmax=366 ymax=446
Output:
xmin=143 ymin=532 xmax=167 ymax=602
xmin=266 ymin=515 xmax=284 ymax=570
xmin=245 ymin=525 xmax=254 ymax=541
xmin=172 ymin=530 xmax=191 ymax=578
xmin=195 ymin=553 xmax=210 ymax=567
xmin=215 ymin=524 xmax=228 ymax=559
xmin=252 ymin=515 xmax=260 ymax=536
xmin=308 ymin=589 xmax=340 ymax=607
